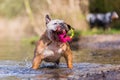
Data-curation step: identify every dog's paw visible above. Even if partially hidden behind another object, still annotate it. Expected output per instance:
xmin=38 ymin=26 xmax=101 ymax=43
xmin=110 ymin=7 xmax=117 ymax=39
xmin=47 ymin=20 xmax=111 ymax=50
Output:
xmin=68 ymin=65 xmax=73 ymax=69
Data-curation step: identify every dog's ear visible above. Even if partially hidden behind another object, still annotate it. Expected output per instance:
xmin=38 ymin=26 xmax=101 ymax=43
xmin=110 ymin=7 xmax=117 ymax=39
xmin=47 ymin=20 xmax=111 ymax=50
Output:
xmin=45 ymin=14 xmax=51 ymax=24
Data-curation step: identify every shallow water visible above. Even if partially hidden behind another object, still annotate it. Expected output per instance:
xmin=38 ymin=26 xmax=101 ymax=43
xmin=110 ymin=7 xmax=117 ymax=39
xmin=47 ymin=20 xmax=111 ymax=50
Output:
xmin=0 ymin=39 xmax=120 ymax=79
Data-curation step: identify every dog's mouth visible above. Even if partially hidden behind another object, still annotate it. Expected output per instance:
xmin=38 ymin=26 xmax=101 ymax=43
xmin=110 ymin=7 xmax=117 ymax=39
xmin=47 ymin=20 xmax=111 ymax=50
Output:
xmin=52 ymin=26 xmax=71 ymax=43
xmin=55 ymin=26 xmax=66 ymax=35
xmin=50 ymin=26 xmax=66 ymax=40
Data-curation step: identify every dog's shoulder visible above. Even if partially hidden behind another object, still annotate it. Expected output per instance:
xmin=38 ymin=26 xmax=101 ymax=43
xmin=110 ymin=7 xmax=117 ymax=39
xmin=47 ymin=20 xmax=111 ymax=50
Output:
xmin=36 ymin=30 xmax=52 ymax=47
xmin=39 ymin=31 xmax=50 ymax=42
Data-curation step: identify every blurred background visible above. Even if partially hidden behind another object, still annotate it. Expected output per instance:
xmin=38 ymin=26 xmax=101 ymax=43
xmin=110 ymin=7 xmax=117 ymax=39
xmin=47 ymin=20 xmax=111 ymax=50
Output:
xmin=0 ymin=0 xmax=120 ymax=79
xmin=0 ymin=0 xmax=120 ymax=39
xmin=0 ymin=0 xmax=120 ymax=63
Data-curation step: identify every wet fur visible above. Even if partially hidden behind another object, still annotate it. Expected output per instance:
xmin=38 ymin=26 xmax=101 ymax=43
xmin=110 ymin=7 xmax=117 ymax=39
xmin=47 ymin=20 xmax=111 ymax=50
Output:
xmin=32 ymin=17 xmax=73 ymax=70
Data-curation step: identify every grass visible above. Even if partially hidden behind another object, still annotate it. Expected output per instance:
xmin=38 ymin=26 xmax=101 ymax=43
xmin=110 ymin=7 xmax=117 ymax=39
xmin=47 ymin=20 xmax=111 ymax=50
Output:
xmin=80 ymin=29 xmax=120 ymax=36
xmin=0 ymin=0 xmax=24 ymax=18
xmin=21 ymin=28 xmax=120 ymax=44
xmin=21 ymin=36 xmax=39 ymax=45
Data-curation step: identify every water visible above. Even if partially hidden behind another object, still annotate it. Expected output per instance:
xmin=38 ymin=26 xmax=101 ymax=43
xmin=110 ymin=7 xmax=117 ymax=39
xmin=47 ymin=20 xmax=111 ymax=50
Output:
xmin=0 ymin=39 xmax=120 ymax=80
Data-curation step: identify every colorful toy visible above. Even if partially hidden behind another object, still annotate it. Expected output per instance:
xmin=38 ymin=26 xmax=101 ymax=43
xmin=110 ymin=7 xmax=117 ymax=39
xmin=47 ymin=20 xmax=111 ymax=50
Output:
xmin=58 ymin=28 xmax=74 ymax=43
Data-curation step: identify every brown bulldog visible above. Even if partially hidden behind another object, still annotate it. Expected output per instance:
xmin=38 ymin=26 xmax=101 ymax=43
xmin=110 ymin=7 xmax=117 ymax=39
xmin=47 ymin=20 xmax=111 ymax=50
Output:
xmin=32 ymin=15 xmax=73 ymax=70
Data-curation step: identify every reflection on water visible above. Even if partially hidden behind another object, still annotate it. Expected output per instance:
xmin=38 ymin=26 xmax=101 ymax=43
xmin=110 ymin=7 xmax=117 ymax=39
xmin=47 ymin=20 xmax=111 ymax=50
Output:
xmin=73 ymin=49 xmax=120 ymax=64
xmin=0 ymin=39 xmax=34 ymax=61
xmin=0 ymin=39 xmax=120 ymax=79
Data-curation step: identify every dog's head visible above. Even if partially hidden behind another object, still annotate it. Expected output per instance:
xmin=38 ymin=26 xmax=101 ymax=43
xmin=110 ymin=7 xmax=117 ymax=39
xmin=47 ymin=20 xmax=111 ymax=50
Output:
xmin=45 ymin=15 xmax=72 ymax=41
xmin=111 ymin=11 xmax=119 ymax=20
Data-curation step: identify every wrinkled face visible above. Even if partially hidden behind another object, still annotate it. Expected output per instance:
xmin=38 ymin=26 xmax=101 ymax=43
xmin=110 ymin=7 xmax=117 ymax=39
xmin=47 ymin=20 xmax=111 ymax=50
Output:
xmin=45 ymin=15 xmax=70 ymax=41
xmin=47 ymin=19 xmax=69 ymax=33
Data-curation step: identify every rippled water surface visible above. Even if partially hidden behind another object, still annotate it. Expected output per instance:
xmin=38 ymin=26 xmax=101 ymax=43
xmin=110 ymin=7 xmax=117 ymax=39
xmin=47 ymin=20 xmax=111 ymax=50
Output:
xmin=0 ymin=39 xmax=120 ymax=80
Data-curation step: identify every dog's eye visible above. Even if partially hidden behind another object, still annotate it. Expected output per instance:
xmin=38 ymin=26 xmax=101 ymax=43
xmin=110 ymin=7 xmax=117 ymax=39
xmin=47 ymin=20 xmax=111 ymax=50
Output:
xmin=53 ymin=23 xmax=57 ymax=25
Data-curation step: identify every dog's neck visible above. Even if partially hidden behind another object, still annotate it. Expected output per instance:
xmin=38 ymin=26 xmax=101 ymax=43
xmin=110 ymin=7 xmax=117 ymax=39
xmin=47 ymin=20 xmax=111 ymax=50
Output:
xmin=46 ymin=30 xmax=59 ymax=41
xmin=42 ymin=31 xmax=62 ymax=45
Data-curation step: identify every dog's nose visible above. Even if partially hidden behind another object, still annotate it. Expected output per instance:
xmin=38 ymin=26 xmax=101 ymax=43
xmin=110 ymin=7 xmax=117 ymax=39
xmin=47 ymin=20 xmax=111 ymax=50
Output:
xmin=59 ymin=23 xmax=64 ymax=27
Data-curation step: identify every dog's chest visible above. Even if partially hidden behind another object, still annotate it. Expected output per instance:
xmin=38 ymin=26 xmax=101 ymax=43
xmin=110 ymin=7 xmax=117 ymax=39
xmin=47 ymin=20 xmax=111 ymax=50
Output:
xmin=43 ymin=42 xmax=64 ymax=62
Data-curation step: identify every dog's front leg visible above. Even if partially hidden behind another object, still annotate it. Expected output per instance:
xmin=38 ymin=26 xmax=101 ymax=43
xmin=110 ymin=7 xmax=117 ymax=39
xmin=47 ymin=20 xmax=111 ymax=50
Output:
xmin=63 ymin=46 xmax=73 ymax=69
xmin=32 ymin=54 xmax=43 ymax=70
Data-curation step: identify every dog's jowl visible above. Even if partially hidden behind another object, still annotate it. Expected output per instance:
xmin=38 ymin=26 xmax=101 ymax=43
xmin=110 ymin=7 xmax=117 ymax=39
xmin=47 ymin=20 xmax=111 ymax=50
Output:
xmin=32 ymin=15 xmax=73 ymax=70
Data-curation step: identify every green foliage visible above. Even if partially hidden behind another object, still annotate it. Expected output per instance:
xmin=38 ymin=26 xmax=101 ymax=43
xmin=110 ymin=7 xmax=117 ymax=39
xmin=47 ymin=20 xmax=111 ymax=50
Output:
xmin=0 ymin=0 xmax=24 ymax=18
xmin=21 ymin=29 xmax=120 ymax=45
xmin=89 ymin=0 xmax=120 ymax=30
xmin=89 ymin=0 xmax=106 ymax=13
xmin=81 ymin=29 xmax=120 ymax=36
xmin=74 ymin=30 xmax=81 ymax=37
xmin=21 ymin=36 xmax=39 ymax=45
xmin=0 ymin=0 xmax=48 ymax=18
xmin=112 ymin=21 xmax=120 ymax=30
xmin=89 ymin=0 xmax=120 ymax=13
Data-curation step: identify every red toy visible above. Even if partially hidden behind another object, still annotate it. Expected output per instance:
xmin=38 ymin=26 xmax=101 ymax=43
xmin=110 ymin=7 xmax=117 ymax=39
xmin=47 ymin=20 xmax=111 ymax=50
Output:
xmin=58 ymin=31 xmax=71 ymax=43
